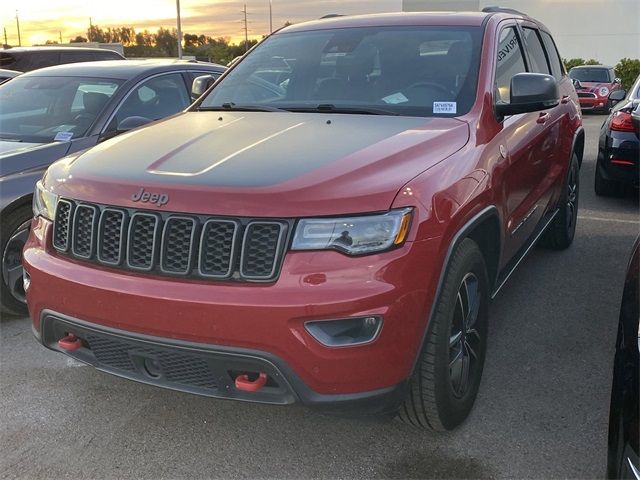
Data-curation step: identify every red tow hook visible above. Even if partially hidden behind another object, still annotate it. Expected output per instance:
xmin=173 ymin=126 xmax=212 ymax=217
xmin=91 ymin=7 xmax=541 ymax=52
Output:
xmin=235 ymin=372 xmax=268 ymax=393
xmin=58 ymin=334 xmax=83 ymax=351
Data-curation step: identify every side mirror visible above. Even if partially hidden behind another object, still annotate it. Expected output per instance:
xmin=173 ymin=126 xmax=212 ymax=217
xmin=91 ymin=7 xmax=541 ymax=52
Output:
xmin=496 ymin=73 xmax=559 ymax=117
xmin=614 ymin=77 xmax=622 ymax=84
xmin=191 ymin=75 xmax=217 ymax=102
xmin=608 ymin=89 xmax=626 ymax=103
xmin=117 ymin=116 xmax=153 ymax=133
xmin=572 ymin=78 xmax=582 ymax=89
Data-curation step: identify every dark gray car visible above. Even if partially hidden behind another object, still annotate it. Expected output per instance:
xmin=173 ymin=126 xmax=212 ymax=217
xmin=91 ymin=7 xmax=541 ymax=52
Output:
xmin=0 ymin=59 xmax=225 ymax=314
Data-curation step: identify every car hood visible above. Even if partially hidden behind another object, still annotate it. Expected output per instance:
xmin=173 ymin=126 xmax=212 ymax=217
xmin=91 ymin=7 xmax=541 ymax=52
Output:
xmin=48 ymin=111 xmax=469 ymax=217
xmin=0 ymin=140 xmax=45 ymax=157
xmin=0 ymin=140 xmax=71 ymax=177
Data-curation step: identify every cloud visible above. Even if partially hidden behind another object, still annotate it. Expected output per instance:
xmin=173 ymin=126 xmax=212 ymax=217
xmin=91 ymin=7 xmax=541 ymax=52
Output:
xmin=1 ymin=0 xmax=400 ymax=45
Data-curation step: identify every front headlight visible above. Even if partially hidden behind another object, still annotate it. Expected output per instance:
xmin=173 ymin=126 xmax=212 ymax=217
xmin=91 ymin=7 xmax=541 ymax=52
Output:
xmin=599 ymin=87 xmax=610 ymax=97
xmin=291 ymin=208 xmax=413 ymax=256
xmin=32 ymin=180 xmax=59 ymax=220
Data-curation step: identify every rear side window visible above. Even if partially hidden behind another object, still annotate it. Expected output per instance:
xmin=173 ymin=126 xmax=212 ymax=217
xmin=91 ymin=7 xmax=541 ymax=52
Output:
xmin=60 ymin=52 xmax=96 ymax=64
xmin=539 ymin=31 xmax=564 ymax=79
xmin=95 ymin=51 xmax=123 ymax=61
xmin=522 ymin=27 xmax=550 ymax=75
xmin=13 ymin=52 xmax=60 ymax=72
xmin=495 ymin=26 xmax=527 ymax=104
xmin=0 ymin=52 xmax=17 ymax=69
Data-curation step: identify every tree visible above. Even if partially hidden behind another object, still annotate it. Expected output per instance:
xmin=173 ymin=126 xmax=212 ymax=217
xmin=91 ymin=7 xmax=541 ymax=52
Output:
xmin=70 ymin=36 xmax=87 ymax=43
xmin=615 ymin=58 xmax=640 ymax=90
xmin=87 ymin=25 xmax=106 ymax=43
xmin=155 ymin=27 xmax=178 ymax=56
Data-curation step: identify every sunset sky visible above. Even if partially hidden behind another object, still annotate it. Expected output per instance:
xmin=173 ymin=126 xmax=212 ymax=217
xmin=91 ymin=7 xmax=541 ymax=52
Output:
xmin=1 ymin=0 xmax=401 ymax=46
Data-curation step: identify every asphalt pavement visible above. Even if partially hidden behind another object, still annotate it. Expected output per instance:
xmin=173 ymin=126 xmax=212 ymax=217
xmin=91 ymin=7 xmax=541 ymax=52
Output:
xmin=1 ymin=114 xmax=638 ymax=479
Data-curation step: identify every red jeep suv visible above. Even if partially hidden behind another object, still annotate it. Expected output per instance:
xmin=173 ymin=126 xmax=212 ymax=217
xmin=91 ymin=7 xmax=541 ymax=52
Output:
xmin=24 ymin=9 xmax=583 ymax=430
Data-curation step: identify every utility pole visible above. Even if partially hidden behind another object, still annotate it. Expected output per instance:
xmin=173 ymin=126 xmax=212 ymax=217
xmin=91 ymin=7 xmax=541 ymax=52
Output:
xmin=59 ymin=31 xmax=62 ymax=44
xmin=3 ymin=27 xmax=8 ymax=46
xmin=176 ymin=0 xmax=183 ymax=59
xmin=89 ymin=17 xmax=93 ymax=42
xmin=15 ymin=10 xmax=21 ymax=46
xmin=269 ymin=0 xmax=273 ymax=33
xmin=243 ymin=4 xmax=249 ymax=52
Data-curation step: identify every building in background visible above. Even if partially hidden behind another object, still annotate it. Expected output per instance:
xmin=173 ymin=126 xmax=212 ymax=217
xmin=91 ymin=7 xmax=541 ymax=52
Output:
xmin=402 ymin=0 xmax=639 ymax=66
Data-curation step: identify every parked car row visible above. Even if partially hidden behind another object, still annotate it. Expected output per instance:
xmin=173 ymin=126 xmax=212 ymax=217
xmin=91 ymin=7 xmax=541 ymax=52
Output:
xmin=1 ymin=9 xmax=638 ymax=476
xmin=1 ymin=46 xmax=125 ymax=72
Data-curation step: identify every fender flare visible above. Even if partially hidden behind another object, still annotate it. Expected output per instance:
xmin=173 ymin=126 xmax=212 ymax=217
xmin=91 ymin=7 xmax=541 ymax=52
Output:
xmin=409 ymin=205 xmax=501 ymax=375
xmin=571 ymin=126 xmax=585 ymax=167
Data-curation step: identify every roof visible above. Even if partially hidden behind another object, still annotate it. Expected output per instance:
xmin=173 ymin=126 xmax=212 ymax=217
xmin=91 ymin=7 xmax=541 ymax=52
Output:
xmin=281 ymin=12 xmax=494 ymax=33
xmin=2 ymin=46 xmax=120 ymax=54
xmin=21 ymin=59 xmax=226 ymax=80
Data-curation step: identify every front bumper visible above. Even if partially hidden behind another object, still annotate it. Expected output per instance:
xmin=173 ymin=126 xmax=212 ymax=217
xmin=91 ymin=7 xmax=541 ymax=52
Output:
xmin=25 ymin=217 xmax=441 ymax=410
xmin=579 ymin=97 xmax=608 ymax=111
xmin=35 ymin=311 xmax=408 ymax=414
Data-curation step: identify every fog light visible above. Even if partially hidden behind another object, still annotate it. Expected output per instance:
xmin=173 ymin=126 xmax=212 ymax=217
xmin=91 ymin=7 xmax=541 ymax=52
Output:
xmin=143 ymin=358 xmax=162 ymax=378
xmin=305 ymin=316 xmax=383 ymax=347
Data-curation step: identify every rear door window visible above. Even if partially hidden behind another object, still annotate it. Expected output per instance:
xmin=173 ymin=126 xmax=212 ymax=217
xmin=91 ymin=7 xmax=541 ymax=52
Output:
xmin=522 ymin=27 xmax=550 ymax=75
xmin=495 ymin=26 xmax=527 ymax=104
xmin=539 ymin=31 xmax=564 ymax=79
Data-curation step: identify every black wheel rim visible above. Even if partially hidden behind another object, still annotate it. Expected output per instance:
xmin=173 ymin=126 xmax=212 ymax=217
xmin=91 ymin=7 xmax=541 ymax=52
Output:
xmin=567 ymin=164 xmax=578 ymax=232
xmin=449 ymin=273 xmax=481 ymax=399
xmin=2 ymin=220 xmax=31 ymax=305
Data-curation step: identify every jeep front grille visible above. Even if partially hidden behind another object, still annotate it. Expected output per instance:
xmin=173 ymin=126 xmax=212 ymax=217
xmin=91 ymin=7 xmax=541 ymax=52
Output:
xmin=52 ymin=199 xmax=290 ymax=282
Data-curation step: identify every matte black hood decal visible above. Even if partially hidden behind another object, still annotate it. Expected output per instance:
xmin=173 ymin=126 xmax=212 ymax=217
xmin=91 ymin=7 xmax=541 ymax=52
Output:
xmin=70 ymin=112 xmax=431 ymax=188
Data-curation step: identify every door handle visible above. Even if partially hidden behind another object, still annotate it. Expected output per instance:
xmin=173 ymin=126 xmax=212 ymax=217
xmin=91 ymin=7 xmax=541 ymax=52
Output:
xmin=536 ymin=112 xmax=549 ymax=124
xmin=561 ymin=95 xmax=570 ymax=104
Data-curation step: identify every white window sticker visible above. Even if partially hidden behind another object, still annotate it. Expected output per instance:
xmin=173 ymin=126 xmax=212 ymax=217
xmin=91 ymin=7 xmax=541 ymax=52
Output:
xmin=433 ymin=102 xmax=457 ymax=114
xmin=382 ymin=92 xmax=409 ymax=105
xmin=54 ymin=131 xmax=74 ymax=142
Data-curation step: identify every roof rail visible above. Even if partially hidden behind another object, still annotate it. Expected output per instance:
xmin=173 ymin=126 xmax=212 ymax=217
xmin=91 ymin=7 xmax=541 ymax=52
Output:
xmin=320 ymin=14 xmax=344 ymax=19
xmin=481 ymin=6 xmax=528 ymax=16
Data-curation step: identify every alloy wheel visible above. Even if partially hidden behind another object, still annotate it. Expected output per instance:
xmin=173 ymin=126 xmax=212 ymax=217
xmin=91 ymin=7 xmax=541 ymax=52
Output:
xmin=2 ymin=220 xmax=31 ymax=305
xmin=449 ymin=272 xmax=481 ymax=399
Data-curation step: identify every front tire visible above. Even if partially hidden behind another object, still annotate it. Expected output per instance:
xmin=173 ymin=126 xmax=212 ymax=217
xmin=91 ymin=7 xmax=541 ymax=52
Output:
xmin=399 ymin=238 xmax=489 ymax=431
xmin=1 ymin=205 xmax=32 ymax=316
xmin=539 ymin=154 xmax=580 ymax=250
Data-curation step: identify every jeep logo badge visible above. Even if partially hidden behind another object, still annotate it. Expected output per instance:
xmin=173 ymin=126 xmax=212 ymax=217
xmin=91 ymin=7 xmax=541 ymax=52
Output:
xmin=131 ymin=188 xmax=169 ymax=207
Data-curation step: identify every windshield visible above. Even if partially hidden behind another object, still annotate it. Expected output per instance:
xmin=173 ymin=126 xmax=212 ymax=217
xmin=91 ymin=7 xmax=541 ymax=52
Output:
xmin=0 ymin=76 xmax=122 ymax=143
xmin=569 ymin=68 xmax=612 ymax=83
xmin=201 ymin=26 xmax=482 ymax=117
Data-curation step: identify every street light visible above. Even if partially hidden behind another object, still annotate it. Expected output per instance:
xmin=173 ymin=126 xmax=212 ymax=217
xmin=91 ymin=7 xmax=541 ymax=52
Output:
xmin=176 ymin=0 xmax=183 ymax=59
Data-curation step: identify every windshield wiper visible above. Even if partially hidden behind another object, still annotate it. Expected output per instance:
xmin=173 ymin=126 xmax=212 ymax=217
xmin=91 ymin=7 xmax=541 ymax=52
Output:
xmin=288 ymin=104 xmax=400 ymax=116
xmin=199 ymin=102 xmax=288 ymax=113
